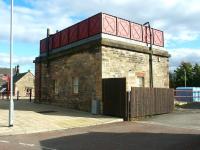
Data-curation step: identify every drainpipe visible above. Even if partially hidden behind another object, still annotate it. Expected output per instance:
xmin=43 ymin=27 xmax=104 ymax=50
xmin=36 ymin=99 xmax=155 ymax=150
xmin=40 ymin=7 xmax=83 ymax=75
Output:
xmin=46 ymin=28 xmax=50 ymax=68
xmin=143 ymin=22 xmax=153 ymax=88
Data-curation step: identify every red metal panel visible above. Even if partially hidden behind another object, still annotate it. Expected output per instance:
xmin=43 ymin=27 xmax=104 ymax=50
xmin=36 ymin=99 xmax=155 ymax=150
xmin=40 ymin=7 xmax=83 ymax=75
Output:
xmin=69 ymin=24 xmax=78 ymax=43
xmin=89 ymin=13 xmax=101 ymax=36
xmin=153 ymin=29 xmax=164 ymax=47
xmin=78 ymin=19 xmax=89 ymax=40
xmin=52 ymin=32 xmax=60 ymax=49
xmin=40 ymin=39 xmax=47 ymax=53
xmin=102 ymin=14 xmax=117 ymax=35
xmin=142 ymin=26 xmax=153 ymax=44
xmin=131 ymin=23 xmax=143 ymax=42
xmin=60 ymin=28 xmax=69 ymax=46
xmin=117 ymin=18 xmax=130 ymax=38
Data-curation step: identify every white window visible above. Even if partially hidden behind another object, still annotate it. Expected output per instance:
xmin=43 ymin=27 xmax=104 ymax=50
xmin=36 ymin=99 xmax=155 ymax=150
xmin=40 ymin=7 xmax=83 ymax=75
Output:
xmin=54 ymin=80 xmax=59 ymax=94
xmin=73 ymin=77 xmax=79 ymax=94
xmin=137 ymin=77 xmax=144 ymax=87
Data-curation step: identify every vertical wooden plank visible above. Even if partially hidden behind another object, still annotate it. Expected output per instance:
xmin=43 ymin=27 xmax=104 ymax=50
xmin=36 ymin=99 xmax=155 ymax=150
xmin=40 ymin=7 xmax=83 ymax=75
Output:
xmin=129 ymin=87 xmax=174 ymax=119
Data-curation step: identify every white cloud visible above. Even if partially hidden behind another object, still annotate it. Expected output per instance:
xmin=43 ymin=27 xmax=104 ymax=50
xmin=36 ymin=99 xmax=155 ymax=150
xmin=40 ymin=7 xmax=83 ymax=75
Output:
xmin=0 ymin=0 xmax=74 ymax=42
xmin=1 ymin=0 xmax=200 ymax=43
xmin=0 ymin=52 xmax=34 ymax=72
xmin=169 ymin=48 xmax=200 ymax=70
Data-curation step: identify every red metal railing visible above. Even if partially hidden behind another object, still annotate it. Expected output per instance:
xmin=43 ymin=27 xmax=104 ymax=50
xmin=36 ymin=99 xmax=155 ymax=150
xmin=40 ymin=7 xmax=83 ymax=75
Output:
xmin=40 ymin=13 xmax=164 ymax=54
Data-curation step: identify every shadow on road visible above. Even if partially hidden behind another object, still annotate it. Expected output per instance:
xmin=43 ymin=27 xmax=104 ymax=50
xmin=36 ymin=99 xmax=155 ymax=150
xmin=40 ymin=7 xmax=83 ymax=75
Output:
xmin=40 ymin=131 xmax=200 ymax=150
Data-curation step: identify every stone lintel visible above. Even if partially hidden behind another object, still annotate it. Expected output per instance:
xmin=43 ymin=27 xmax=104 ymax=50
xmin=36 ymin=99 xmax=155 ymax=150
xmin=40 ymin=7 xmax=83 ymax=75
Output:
xmin=101 ymin=38 xmax=170 ymax=58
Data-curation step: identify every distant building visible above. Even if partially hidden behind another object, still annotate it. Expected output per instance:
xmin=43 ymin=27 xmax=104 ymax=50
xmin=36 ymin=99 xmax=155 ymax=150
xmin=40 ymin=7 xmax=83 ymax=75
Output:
xmin=14 ymin=71 xmax=35 ymax=97
xmin=0 ymin=66 xmax=35 ymax=98
xmin=0 ymin=68 xmax=10 ymax=86
xmin=34 ymin=13 xmax=170 ymax=113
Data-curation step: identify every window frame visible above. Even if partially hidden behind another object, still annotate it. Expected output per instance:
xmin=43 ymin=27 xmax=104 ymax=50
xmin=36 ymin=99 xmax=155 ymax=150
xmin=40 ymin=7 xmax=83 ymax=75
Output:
xmin=137 ymin=76 xmax=145 ymax=87
xmin=72 ymin=77 xmax=79 ymax=94
xmin=54 ymin=79 xmax=59 ymax=95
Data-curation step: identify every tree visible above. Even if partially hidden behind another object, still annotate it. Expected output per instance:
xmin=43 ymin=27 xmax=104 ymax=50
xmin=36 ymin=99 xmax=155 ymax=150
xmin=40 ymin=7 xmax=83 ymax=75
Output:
xmin=170 ymin=62 xmax=200 ymax=88
xmin=192 ymin=63 xmax=200 ymax=86
xmin=169 ymin=72 xmax=175 ymax=88
xmin=174 ymin=62 xmax=193 ymax=87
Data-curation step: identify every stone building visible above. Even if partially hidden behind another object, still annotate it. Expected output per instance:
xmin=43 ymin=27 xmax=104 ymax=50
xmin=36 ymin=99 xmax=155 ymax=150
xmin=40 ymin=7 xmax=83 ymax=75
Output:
xmin=34 ymin=13 xmax=170 ymax=113
xmin=14 ymin=71 xmax=35 ymax=98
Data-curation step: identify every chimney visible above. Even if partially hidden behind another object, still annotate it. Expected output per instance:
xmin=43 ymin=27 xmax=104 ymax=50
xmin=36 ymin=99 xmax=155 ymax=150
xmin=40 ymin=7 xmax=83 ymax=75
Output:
xmin=16 ymin=65 xmax=19 ymax=75
xmin=47 ymin=28 xmax=50 ymax=37
xmin=14 ymin=66 xmax=17 ymax=75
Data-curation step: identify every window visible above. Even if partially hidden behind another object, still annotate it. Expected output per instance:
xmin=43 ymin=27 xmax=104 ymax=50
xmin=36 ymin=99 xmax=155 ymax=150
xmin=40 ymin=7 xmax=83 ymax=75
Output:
xmin=137 ymin=77 xmax=144 ymax=87
xmin=72 ymin=77 xmax=79 ymax=94
xmin=25 ymin=87 xmax=32 ymax=96
xmin=54 ymin=80 xmax=59 ymax=94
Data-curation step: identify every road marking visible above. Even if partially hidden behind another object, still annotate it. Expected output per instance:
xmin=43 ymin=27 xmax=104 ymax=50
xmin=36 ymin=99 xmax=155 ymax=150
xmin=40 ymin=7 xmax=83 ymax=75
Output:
xmin=0 ymin=140 xmax=10 ymax=143
xmin=19 ymin=142 xmax=35 ymax=147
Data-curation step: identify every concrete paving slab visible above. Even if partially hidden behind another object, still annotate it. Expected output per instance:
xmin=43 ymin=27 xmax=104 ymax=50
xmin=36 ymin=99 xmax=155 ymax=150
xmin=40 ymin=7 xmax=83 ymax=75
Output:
xmin=0 ymin=100 xmax=122 ymax=136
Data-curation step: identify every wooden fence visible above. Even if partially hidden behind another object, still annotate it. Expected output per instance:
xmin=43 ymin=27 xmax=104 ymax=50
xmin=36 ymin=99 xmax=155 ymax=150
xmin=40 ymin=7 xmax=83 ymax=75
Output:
xmin=130 ymin=87 xmax=174 ymax=118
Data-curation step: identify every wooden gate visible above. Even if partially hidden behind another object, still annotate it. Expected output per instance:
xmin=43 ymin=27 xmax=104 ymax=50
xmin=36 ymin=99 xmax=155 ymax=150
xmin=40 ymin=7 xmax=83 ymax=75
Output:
xmin=102 ymin=78 xmax=126 ymax=118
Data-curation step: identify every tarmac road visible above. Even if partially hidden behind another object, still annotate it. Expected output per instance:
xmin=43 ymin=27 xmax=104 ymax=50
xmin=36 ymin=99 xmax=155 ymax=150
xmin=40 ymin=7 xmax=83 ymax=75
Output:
xmin=0 ymin=121 xmax=199 ymax=150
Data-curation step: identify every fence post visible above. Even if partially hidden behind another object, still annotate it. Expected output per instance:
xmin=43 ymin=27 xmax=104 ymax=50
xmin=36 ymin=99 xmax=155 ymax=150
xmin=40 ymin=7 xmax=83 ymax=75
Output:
xmin=17 ymin=91 xmax=19 ymax=100
xmin=128 ymin=91 xmax=131 ymax=121
xmin=29 ymin=89 xmax=32 ymax=102
xmin=124 ymin=92 xmax=128 ymax=121
xmin=7 ymin=91 xmax=9 ymax=100
xmin=124 ymin=91 xmax=131 ymax=121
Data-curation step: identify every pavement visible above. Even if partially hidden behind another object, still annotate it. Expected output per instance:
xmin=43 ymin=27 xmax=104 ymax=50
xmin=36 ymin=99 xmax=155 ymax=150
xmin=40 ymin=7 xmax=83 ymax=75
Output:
xmin=0 ymin=122 xmax=199 ymax=150
xmin=0 ymin=100 xmax=122 ymax=136
xmin=136 ymin=104 xmax=200 ymax=131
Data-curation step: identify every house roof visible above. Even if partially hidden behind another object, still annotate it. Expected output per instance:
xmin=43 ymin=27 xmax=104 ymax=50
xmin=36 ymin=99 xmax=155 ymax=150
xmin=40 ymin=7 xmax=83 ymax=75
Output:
xmin=13 ymin=72 xmax=27 ymax=83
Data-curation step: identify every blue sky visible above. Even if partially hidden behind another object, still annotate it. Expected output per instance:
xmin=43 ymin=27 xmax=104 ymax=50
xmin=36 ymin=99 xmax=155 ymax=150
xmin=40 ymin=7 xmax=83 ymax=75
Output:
xmin=0 ymin=0 xmax=200 ymax=73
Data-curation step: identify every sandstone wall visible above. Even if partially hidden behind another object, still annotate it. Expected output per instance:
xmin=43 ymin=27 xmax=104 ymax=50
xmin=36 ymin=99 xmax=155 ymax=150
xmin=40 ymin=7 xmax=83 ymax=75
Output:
xmin=37 ymin=49 xmax=101 ymax=112
xmin=102 ymin=46 xmax=169 ymax=91
xmin=15 ymin=72 xmax=35 ymax=97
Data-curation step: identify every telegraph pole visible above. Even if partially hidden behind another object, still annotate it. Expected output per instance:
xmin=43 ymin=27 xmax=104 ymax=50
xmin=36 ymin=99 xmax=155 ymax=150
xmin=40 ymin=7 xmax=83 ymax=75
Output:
xmin=9 ymin=0 xmax=14 ymax=127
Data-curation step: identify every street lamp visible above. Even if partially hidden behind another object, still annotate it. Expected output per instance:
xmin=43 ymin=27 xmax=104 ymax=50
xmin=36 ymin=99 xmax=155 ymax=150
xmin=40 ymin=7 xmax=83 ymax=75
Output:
xmin=9 ymin=0 xmax=14 ymax=127
xmin=143 ymin=22 xmax=153 ymax=88
xmin=184 ymin=69 xmax=187 ymax=87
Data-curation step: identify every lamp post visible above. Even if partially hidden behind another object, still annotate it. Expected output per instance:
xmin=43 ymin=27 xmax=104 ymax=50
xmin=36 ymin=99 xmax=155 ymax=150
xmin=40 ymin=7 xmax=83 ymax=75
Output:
xmin=9 ymin=0 xmax=14 ymax=127
xmin=143 ymin=22 xmax=153 ymax=88
xmin=184 ymin=69 xmax=187 ymax=87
